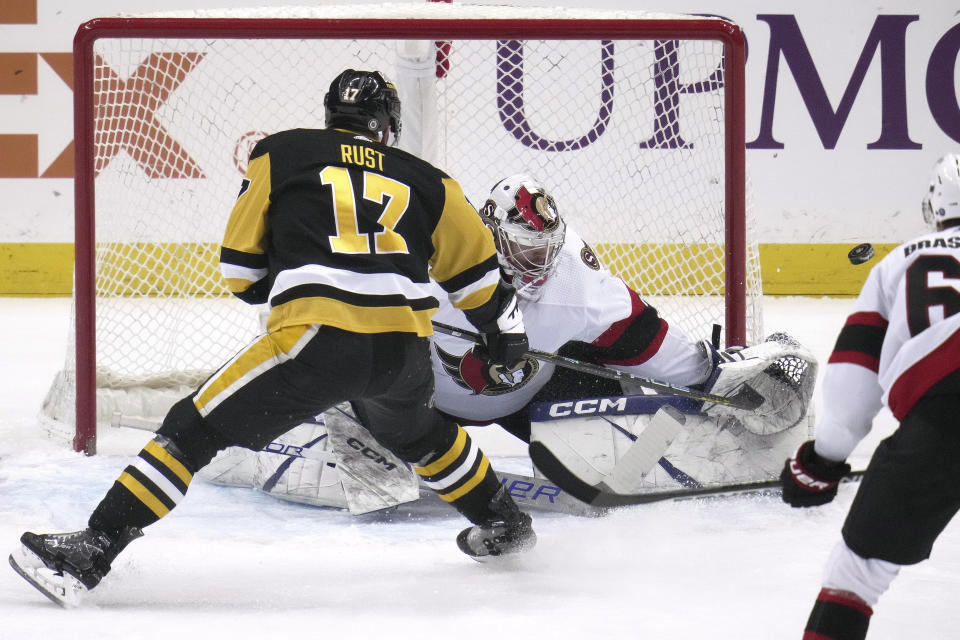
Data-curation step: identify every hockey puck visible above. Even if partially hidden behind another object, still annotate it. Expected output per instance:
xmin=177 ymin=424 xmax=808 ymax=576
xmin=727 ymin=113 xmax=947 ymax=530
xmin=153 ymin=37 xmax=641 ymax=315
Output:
xmin=848 ymin=243 xmax=875 ymax=265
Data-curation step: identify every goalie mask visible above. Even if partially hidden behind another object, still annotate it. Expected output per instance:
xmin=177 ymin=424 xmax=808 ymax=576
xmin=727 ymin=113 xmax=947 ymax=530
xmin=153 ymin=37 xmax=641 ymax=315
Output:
xmin=481 ymin=174 xmax=566 ymax=299
xmin=923 ymin=153 xmax=960 ymax=231
xmin=324 ymin=69 xmax=401 ymax=146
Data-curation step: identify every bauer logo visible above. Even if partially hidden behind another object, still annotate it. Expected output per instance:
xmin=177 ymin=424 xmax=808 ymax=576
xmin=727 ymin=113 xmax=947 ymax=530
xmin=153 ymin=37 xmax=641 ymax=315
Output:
xmin=501 ymin=477 xmax=562 ymax=504
xmin=263 ymin=442 xmax=323 ymax=458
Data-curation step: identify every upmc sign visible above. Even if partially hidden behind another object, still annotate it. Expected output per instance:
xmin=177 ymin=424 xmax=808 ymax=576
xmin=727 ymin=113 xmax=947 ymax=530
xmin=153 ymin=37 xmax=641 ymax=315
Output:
xmin=748 ymin=15 xmax=959 ymax=150
xmin=493 ymin=14 xmax=958 ymax=155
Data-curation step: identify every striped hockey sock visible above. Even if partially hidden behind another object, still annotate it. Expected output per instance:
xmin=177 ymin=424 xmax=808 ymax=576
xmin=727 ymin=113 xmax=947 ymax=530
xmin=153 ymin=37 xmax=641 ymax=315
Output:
xmin=89 ymin=436 xmax=194 ymax=537
xmin=803 ymin=588 xmax=873 ymax=640
xmin=414 ymin=425 xmax=502 ymax=524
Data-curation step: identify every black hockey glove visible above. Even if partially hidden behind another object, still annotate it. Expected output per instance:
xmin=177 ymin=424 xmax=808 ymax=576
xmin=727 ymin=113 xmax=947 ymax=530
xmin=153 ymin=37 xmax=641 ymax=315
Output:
xmin=780 ymin=440 xmax=851 ymax=508
xmin=478 ymin=330 xmax=529 ymax=369
xmin=475 ymin=289 xmax=529 ymax=368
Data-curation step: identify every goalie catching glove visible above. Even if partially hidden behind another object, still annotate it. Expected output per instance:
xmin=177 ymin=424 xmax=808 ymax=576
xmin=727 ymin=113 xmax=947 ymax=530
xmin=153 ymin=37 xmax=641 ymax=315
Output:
xmin=701 ymin=332 xmax=818 ymax=435
xmin=473 ymin=289 xmax=529 ymax=368
xmin=780 ymin=440 xmax=851 ymax=507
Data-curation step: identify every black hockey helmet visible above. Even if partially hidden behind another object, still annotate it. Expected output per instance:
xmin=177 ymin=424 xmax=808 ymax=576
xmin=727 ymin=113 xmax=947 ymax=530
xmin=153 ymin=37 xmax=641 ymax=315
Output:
xmin=324 ymin=69 xmax=401 ymax=146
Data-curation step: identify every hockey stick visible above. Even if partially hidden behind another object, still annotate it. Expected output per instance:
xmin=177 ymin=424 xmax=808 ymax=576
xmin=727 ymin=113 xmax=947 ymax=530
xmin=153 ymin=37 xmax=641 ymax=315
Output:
xmin=602 ymin=405 xmax=686 ymax=493
xmin=528 ymin=440 xmax=866 ymax=507
xmin=432 ymin=321 xmax=763 ymax=411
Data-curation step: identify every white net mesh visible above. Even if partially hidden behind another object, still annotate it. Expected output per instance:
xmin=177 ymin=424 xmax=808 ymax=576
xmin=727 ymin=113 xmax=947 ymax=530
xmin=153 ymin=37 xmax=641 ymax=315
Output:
xmin=42 ymin=3 xmax=762 ymax=446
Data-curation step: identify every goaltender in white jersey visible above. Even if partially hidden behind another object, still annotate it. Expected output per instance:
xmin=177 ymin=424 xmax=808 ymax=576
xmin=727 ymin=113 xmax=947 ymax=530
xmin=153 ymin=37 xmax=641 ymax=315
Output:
xmin=429 ymin=221 xmax=711 ymax=430
xmin=430 ymin=174 xmax=814 ymax=445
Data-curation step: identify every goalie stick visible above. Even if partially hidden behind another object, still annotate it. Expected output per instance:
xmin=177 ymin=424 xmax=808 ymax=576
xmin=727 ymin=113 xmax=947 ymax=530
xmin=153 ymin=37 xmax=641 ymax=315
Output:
xmin=528 ymin=440 xmax=866 ymax=507
xmin=431 ymin=321 xmax=763 ymax=411
xmin=601 ymin=405 xmax=686 ymax=493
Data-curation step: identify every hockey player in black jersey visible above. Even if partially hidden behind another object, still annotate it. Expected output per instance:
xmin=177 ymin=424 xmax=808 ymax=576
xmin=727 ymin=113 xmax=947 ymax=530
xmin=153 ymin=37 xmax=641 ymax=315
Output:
xmin=781 ymin=153 xmax=960 ymax=639
xmin=9 ymin=69 xmax=535 ymax=607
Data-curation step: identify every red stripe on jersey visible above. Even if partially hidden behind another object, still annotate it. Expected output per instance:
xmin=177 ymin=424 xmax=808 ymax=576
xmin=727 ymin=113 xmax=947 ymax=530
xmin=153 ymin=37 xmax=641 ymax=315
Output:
xmin=828 ymin=349 xmax=880 ymax=372
xmin=591 ymin=287 xmax=647 ymax=347
xmin=845 ymin=311 xmax=888 ymax=329
xmin=887 ymin=329 xmax=960 ymax=420
xmin=599 ymin=320 xmax=668 ymax=366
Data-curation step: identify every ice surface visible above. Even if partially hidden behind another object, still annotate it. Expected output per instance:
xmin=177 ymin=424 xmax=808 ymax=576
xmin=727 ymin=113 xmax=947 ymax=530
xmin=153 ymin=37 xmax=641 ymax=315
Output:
xmin=1 ymin=297 xmax=957 ymax=639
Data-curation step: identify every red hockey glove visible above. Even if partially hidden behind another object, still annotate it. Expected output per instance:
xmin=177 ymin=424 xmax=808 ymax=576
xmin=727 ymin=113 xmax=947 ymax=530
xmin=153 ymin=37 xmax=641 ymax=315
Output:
xmin=780 ymin=440 xmax=851 ymax=507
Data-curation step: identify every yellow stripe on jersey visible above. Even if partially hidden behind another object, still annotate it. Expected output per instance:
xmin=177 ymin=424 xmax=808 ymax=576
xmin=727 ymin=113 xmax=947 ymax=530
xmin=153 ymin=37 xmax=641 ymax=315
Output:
xmin=266 ymin=296 xmax=437 ymax=337
xmin=117 ymin=471 xmax=170 ymax=518
xmin=415 ymin=427 xmax=468 ymax=477
xmin=453 ymin=281 xmax=499 ymax=312
xmin=438 ymin=455 xmax=491 ymax=502
xmin=223 ymin=276 xmax=260 ymax=294
xmin=194 ymin=325 xmax=311 ymax=412
xmin=143 ymin=440 xmax=193 ymax=487
xmin=222 ymin=153 xmax=272 ymax=256
xmin=428 ymin=178 xmax=499 ymax=289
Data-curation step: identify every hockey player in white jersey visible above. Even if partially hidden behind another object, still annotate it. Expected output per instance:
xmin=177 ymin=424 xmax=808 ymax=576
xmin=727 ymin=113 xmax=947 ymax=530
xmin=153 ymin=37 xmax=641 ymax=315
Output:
xmin=430 ymin=173 xmax=815 ymax=446
xmin=781 ymin=153 xmax=960 ymax=640
xmin=429 ymin=173 xmax=714 ymax=442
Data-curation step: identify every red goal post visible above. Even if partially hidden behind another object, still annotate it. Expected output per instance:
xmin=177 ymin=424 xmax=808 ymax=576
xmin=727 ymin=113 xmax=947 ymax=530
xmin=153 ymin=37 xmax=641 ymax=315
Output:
xmin=53 ymin=3 xmax=758 ymax=454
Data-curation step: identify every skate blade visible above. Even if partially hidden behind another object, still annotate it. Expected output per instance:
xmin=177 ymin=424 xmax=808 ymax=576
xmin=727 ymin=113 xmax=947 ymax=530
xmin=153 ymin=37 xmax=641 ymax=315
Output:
xmin=465 ymin=535 xmax=538 ymax=565
xmin=8 ymin=545 xmax=87 ymax=608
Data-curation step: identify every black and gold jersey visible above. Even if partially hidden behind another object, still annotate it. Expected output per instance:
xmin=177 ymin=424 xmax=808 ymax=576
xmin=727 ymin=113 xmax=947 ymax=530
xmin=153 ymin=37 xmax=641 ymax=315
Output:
xmin=220 ymin=128 xmax=502 ymax=336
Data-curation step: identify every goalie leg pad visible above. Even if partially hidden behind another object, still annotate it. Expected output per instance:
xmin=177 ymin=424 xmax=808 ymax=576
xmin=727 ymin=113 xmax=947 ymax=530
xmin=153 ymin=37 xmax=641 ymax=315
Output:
xmin=324 ymin=406 xmax=419 ymax=514
xmin=701 ymin=332 xmax=818 ymax=435
xmin=530 ymin=392 xmax=812 ymax=493
xmin=255 ymin=418 xmax=349 ymax=510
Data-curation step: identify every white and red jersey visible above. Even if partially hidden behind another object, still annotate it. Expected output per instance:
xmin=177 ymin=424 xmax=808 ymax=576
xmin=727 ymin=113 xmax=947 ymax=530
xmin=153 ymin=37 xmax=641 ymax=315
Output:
xmin=814 ymin=227 xmax=960 ymax=461
xmin=429 ymin=227 xmax=711 ymax=422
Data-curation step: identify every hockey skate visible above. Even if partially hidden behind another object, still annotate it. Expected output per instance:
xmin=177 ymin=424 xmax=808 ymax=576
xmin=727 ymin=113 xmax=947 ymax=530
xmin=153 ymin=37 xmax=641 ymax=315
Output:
xmin=456 ymin=487 xmax=536 ymax=561
xmin=8 ymin=527 xmax=141 ymax=607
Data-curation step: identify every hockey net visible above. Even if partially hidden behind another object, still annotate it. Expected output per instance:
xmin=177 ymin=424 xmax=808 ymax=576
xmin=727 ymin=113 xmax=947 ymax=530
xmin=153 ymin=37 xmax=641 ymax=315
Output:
xmin=44 ymin=3 xmax=762 ymax=453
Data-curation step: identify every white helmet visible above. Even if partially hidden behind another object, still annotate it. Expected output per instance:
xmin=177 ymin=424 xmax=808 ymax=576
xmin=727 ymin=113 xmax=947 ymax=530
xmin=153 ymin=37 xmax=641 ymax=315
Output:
xmin=481 ymin=174 xmax=566 ymax=299
xmin=923 ymin=153 xmax=960 ymax=231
